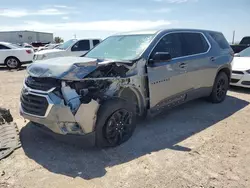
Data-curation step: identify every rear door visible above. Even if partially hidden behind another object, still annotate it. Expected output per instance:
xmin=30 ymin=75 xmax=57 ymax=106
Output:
xmin=70 ymin=40 xmax=91 ymax=56
xmin=147 ymin=33 xmax=191 ymax=109
xmin=180 ymin=32 xmax=212 ymax=92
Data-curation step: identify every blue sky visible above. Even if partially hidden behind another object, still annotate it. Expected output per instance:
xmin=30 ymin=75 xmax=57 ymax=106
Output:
xmin=0 ymin=0 xmax=249 ymax=42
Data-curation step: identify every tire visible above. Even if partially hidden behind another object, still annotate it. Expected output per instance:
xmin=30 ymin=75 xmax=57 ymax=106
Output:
xmin=208 ymin=71 xmax=229 ymax=103
xmin=5 ymin=57 xmax=21 ymax=69
xmin=95 ymin=98 xmax=136 ymax=148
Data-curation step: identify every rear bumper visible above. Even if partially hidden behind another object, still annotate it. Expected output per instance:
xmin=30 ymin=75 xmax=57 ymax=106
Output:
xmin=32 ymin=123 xmax=96 ymax=147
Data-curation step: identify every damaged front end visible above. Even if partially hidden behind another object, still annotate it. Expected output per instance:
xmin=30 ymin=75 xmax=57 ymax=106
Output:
xmin=20 ymin=56 xmax=146 ymax=140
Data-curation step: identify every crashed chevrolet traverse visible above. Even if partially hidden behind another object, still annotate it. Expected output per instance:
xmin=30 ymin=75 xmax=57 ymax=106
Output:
xmin=20 ymin=29 xmax=233 ymax=147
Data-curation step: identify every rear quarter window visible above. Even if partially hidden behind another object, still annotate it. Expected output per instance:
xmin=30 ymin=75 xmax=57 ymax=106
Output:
xmin=0 ymin=44 xmax=10 ymax=50
xmin=209 ymin=32 xmax=230 ymax=49
xmin=181 ymin=33 xmax=210 ymax=56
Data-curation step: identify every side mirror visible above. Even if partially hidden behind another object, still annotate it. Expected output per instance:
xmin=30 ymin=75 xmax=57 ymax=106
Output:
xmin=150 ymin=52 xmax=172 ymax=64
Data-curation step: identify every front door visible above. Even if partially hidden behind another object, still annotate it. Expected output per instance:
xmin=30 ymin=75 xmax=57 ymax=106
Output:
xmin=147 ymin=33 xmax=191 ymax=110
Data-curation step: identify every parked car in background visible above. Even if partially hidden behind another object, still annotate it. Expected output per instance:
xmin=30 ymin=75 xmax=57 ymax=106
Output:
xmin=22 ymin=43 xmax=34 ymax=49
xmin=33 ymin=38 xmax=101 ymax=61
xmin=230 ymin=36 xmax=250 ymax=53
xmin=37 ymin=43 xmax=62 ymax=52
xmin=230 ymin=47 xmax=250 ymax=88
xmin=31 ymin=42 xmax=50 ymax=52
xmin=20 ymin=29 xmax=233 ymax=147
xmin=0 ymin=42 xmax=33 ymax=69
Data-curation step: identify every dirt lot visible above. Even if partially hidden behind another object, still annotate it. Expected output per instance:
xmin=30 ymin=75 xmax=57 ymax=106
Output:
xmin=0 ymin=67 xmax=250 ymax=188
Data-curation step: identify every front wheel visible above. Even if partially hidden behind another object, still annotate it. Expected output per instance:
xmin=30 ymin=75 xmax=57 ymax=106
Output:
xmin=208 ymin=72 xmax=229 ymax=103
xmin=5 ymin=57 xmax=21 ymax=69
xmin=95 ymin=98 xmax=136 ymax=148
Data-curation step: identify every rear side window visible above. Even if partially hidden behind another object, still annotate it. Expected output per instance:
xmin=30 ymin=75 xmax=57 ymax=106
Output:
xmin=240 ymin=37 xmax=250 ymax=44
xmin=0 ymin=44 xmax=10 ymax=50
xmin=72 ymin=40 xmax=90 ymax=51
xmin=181 ymin=33 xmax=209 ymax=56
xmin=209 ymin=32 xmax=230 ymax=49
xmin=93 ymin=40 xmax=100 ymax=47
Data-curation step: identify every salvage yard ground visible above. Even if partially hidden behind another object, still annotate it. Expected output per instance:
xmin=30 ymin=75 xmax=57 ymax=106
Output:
xmin=0 ymin=66 xmax=250 ymax=188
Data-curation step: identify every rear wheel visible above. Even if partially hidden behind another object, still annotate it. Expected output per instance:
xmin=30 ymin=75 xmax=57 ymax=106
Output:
xmin=5 ymin=57 xmax=21 ymax=69
xmin=95 ymin=98 xmax=136 ymax=148
xmin=208 ymin=72 xmax=229 ymax=103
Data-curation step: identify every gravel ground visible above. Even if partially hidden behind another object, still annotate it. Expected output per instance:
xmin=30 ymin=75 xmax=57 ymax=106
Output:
xmin=0 ymin=66 xmax=250 ymax=188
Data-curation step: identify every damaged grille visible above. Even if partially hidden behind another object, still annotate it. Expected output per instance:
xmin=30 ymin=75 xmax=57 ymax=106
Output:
xmin=25 ymin=76 xmax=60 ymax=91
xmin=21 ymin=93 xmax=48 ymax=116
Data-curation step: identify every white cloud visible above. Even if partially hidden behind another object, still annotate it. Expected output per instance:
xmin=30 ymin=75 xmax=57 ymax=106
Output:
xmin=154 ymin=8 xmax=172 ymax=13
xmin=0 ymin=20 xmax=171 ymax=32
xmin=36 ymin=8 xmax=67 ymax=15
xmin=0 ymin=8 xmax=67 ymax=17
xmin=154 ymin=0 xmax=198 ymax=3
xmin=53 ymin=5 xmax=75 ymax=9
xmin=128 ymin=8 xmax=171 ymax=13
xmin=0 ymin=9 xmax=28 ymax=17
xmin=53 ymin=5 xmax=68 ymax=8
xmin=62 ymin=16 xmax=70 ymax=20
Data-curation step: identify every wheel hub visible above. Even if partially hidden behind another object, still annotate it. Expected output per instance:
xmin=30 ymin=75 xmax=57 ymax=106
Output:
xmin=105 ymin=109 xmax=133 ymax=145
xmin=216 ymin=78 xmax=226 ymax=98
xmin=7 ymin=59 xmax=18 ymax=68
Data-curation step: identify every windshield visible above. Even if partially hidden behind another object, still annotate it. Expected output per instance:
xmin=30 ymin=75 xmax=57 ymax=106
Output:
xmin=57 ymin=39 xmax=77 ymax=50
xmin=239 ymin=47 xmax=250 ymax=57
xmin=54 ymin=44 xmax=61 ymax=49
xmin=85 ymin=34 xmax=154 ymax=60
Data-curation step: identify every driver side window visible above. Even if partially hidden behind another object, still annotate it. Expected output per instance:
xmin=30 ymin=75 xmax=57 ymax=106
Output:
xmin=151 ymin=33 xmax=182 ymax=59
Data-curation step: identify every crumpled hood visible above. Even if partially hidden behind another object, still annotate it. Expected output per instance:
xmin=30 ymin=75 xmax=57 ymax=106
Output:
xmin=27 ymin=56 xmax=99 ymax=80
xmin=232 ymin=57 xmax=250 ymax=71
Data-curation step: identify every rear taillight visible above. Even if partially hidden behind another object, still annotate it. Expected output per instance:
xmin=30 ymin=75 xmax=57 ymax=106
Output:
xmin=26 ymin=50 xmax=32 ymax=54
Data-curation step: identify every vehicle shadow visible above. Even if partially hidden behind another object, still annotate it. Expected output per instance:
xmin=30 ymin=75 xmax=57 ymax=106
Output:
xmin=20 ymin=95 xmax=249 ymax=180
xmin=0 ymin=66 xmax=27 ymax=72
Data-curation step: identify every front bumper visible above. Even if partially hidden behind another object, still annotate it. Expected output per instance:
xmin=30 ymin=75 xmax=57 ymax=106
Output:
xmin=32 ymin=123 xmax=96 ymax=147
xmin=230 ymin=70 xmax=250 ymax=88
xmin=20 ymin=82 xmax=99 ymax=140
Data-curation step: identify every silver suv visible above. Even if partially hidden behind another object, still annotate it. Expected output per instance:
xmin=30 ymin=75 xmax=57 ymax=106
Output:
xmin=20 ymin=29 xmax=233 ymax=147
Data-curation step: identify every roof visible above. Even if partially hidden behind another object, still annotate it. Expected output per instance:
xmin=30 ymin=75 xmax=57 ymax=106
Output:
xmin=0 ymin=41 xmax=11 ymax=45
xmin=116 ymin=30 xmax=159 ymax=35
xmin=115 ymin=28 xmax=221 ymax=36
xmin=0 ymin=30 xmax=53 ymax=34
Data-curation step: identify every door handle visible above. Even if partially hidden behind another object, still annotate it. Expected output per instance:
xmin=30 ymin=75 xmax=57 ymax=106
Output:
xmin=210 ymin=57 xmax=215 ymax=62
xmin=179 ymin=63 xmax=187 ymax=69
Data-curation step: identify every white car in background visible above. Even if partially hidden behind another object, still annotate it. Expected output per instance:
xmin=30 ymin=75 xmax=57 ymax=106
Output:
xmin=231 ymin=47 xmax=250 ymax=88
xmin=37 ymin=43 xmax=62 ymax=52
xmin=33 ymin=38 xmax=101 ymax=61
xmin=0 ymin=42 xmax=34 ymax=69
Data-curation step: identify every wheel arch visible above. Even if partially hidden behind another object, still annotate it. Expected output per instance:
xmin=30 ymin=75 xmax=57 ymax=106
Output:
xmin=216 ymin=66 xmax=231 ymax=84
xmin=117 ymin=87 xmax=146 ymax=117
xmin=4 ymin=56 xmax=20 ymax=65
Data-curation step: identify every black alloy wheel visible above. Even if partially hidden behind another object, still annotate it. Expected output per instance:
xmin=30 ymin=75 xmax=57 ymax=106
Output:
xmin=104 ymin=109 xmax=133 ymax=146
xmin=216 ymin=78 xmax=227 ymax=101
